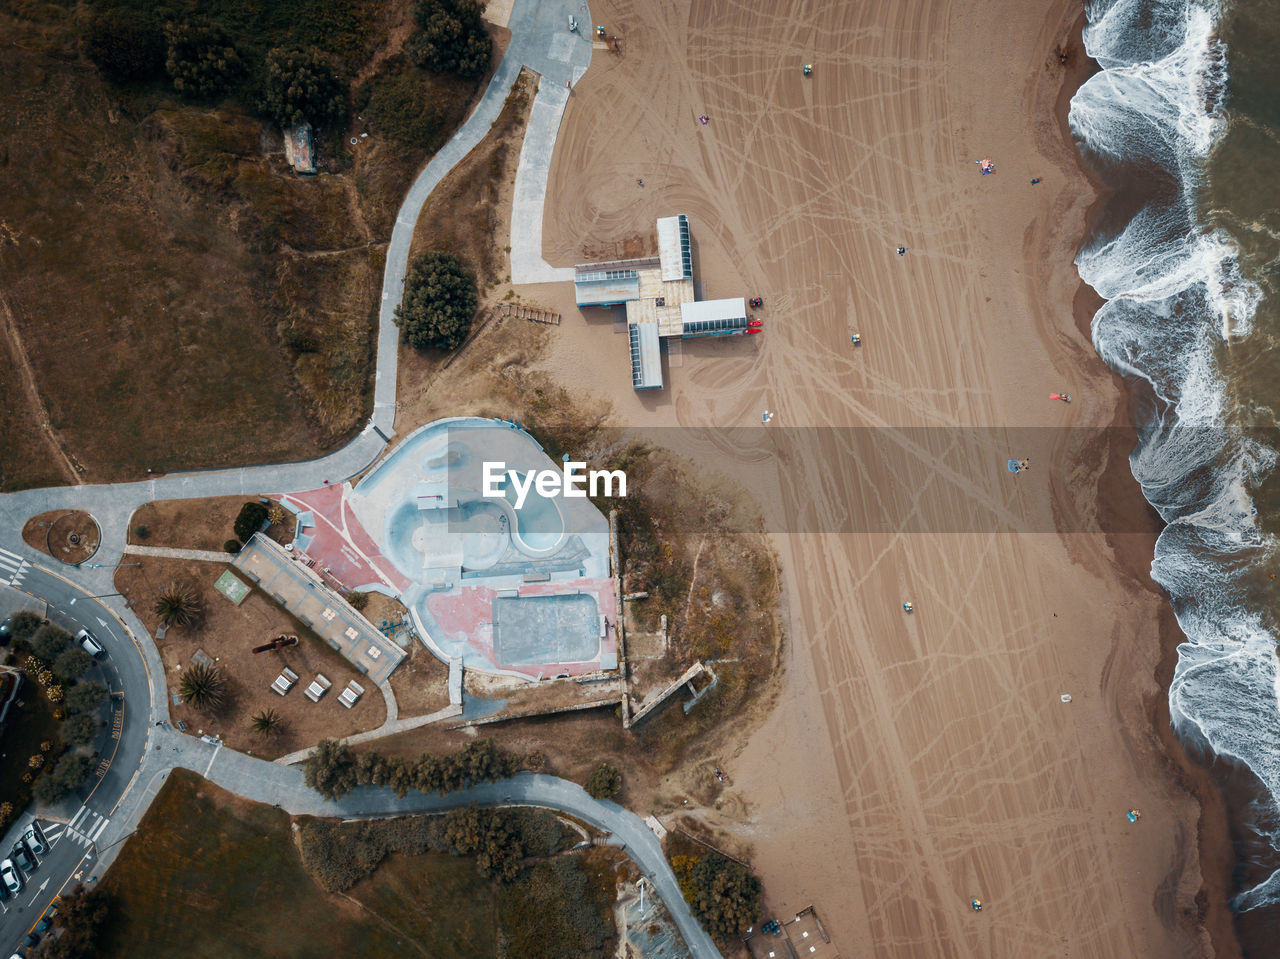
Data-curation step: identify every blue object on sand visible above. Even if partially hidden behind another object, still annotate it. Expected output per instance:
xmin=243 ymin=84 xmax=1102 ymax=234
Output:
xmin=1007 ymin=459 xmax=1022 ymax=473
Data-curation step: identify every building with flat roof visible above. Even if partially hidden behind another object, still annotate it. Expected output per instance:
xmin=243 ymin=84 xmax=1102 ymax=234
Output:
xmin=574 ymin=215 xmax=753 ymax=390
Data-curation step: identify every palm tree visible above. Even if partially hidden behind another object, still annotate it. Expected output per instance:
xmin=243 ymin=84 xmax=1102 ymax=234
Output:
xmin=179 ymin=662 xmax=225 ymax=710
xmin=154 ymin=584 xmax=203 ymax=628
xmin=251 ymin=708 xmax=282 ymax=738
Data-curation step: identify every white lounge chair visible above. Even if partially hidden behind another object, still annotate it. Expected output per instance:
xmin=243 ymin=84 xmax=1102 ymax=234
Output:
xmin=338 ymin=680 xmax=365 ymax=709
xmin=304 ymin=674 xmax=331 ymax=702
xmin=271 ymin=667 xmax=298 ymax=696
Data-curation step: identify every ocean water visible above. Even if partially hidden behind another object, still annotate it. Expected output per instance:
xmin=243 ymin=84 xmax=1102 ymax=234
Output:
xmin=1070 ymin=0 xmax=1280 ymax=947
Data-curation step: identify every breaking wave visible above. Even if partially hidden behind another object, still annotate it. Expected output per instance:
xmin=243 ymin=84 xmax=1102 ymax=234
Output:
xmin=1071 ymin=0 xmax=1280 ymax=911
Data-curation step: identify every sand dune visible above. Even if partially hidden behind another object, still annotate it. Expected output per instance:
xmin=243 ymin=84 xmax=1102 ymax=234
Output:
xmin=535 ymin=0 xmax=1212 ymax=956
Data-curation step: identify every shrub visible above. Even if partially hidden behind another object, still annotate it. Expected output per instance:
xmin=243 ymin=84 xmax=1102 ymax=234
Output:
xmin=233 ymin=501 xmax=270 ymax=542
xmin=498 ymin=856 xmax=612 ymax=959
xmin=53 ymin=648 xmax=95 ymax=683
xmin=178 ymin=663 xmax=225 ymax=711
xmin=64 ymin=681 xmax=109 ymax=715
xmin=165 ymin=19 xmax=243 ymax=99
xmin=258 ymin=46 xmax=347 ymax=129
xmin=304 ymin=739 xmax=358 ymax=800
xmin=62 ymin=713 xmax=101 ymax=747
xmin=85 ymin=8 xmax=166 ymax=83
xmin=407 ymin=0 xmax=492 ymax=78
xmin=444 ymin=806 xmax=524 ymax=882
xmin=37 ymin=883 xmax=110 ymax=958
xmin=134 ymin=525 xmax=150 ymax=540
xmin=394 ymin=251 xmax=477 ymax=351
xmin=32 ymin=754 xmax=96 ymax=805
xmin=154 ymin=584 xmax=204 ymax=628
xmin=31 ymin=624 xmax=72 ymax=663
xmin=3 ymin=610 xmax=44 ymax=647
xmin=583 ymin=763 xmax=622 ymax=800
xmin=223 ymin=539 xmax=242 ymax=554
xmin=356 ymin=63 xmax=447 ymax=149
xmin=677 ymin=853 xmax=763 ymax=939
xmin=347 ymin=591 xmax=370 ymax=611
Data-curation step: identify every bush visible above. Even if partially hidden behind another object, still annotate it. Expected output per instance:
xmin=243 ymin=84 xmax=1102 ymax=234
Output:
xmin=233 ymin=501 xmax=270 ymax=542
xmin=299 ymin=815 xmax=452 ymax=892
xmin=407 ymin=0 xmax=492 ymax=78
xmin=498 ymin=856 xmax=612 ymax=959
xmin=63 ymin=681 xmax=109 ymax=715
xmin=583 ymin=763 xmax=622 ymax=800
xmin=674 ymin=853 xmax=762 ymax=939
xmin=347 ymin=591 xmax=370 ymax=611
xmin=356 ymin=62 xmax=447 ymax=150
xmin=258 ymin=46 xmax=347 ymax=129
xmin=3 ymin=610 xmax=44 ymax=646
xmin=165 ymin=19 xmax=244 ymax=99
xmin=223 ymin=539 xmax=242 ymax=554
xmin=394 ymin=251 xmax=477 ymax=351
xmin=134 ymin=525 xmax=150 ymax=540
xmin=444 ymin=806 xmax=525 ymax=882
xmin=34 ymin=883 xmax=109 ymax=958
xmin=53 ymin=648 xmax=95 ymax=683
xmin=61 ymin=713 xmax=101 ymax=747
xmin=85 ymin=8 xmax=165 ymax=83
xmin=178 ymin=663 xmax=225 ymax=711
xmin=304 ymin=739 xmax=358 ymax=800
xmin=31 ymin=625 xmax=72 ymax=664
xmin=32 ymin=754 xmax=96 ymax=806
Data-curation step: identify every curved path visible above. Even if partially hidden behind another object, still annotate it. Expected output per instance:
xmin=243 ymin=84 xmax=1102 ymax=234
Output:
xmin=0 ymin=4 xmax=721 ymax=957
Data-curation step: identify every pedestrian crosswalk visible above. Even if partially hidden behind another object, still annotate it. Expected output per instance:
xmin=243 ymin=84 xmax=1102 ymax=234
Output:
xmin=55 ymin=806 xmax=110 ymax=849
xmin=0 ymin=547 xmax=29 ymax=588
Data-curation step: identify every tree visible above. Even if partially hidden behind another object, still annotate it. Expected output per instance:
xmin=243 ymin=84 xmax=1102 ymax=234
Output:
xmin=234 ymin=501 xmax=270 ymax=542
xmin=63 ymin=681 xmax=108 ymax=715
xmin=259 ymin=46 xmax=347 ymax=129
xmin=53 ymin=648 xmax=95 ymax=683
xmin=407 ymin=0 xmax=492 ymax=78
xmin=153 ymin=583 xmax=203 ymax=629
xmin=30 ymin=624 xmax=72 ymax=663
xmin=224 ymin=539 xmax=242 ymax=554
xmin=61 ymin=713 xmax=101 ymax=746
xmin=178 ymin=662 xmax=225 ymax=710
xmin=251 ymin=708 xmax=282 ymax=738
xmin=347 ymin=591 xmax=370 ymax=612
xmin=444 ymin=806 xmax=524 ymax=882
xmin=584 ymin=762 xmax=622 ymax=800
xmin=3 ymin=610 xmax=44 ymax=646
xmin=33 ymin=883 xmax=109 ymax=959
xmin=84 ymin=8 xmax=165 ymax=83
xmin=681 ymin=855 xmax=762 ymax=939
xmin=164 ymin=20 xmax=243 ymax=99
xmin=32 ymin=754 xmax=95 ymax=806
xmin=394 ymin=251 xmax=477 ymax=351
xmin=304 ymin=739 xmax=358 ymax=799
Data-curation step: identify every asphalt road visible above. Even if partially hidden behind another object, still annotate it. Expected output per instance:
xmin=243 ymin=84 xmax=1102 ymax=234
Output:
xmin=0 ymin=566 xmax=150 ymax=954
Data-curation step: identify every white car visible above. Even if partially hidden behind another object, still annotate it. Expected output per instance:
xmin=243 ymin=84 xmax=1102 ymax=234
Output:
xmin=0 ymin=859 xmax=22 ymax=896
xmin=76 ymin=628 xmax=106 ymax=658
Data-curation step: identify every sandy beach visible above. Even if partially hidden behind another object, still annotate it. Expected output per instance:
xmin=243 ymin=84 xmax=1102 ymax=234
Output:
xmin=522 ymin=0 xmax=1238 ymax=956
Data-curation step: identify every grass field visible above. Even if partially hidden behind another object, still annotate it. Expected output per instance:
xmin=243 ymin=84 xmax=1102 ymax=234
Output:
xmin=98 ymin=770 xmax=621 ymax=959
xmin=0 ymin=2 xmax=488 ymax=491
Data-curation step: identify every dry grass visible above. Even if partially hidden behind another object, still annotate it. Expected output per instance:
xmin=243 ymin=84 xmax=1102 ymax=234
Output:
xmin=386 ymin=641 xmax=451 ymax=718
xmin=115 ymin=557 xmax=384 ymax=759
xmin=128 ymin=495 xmax=296 ymax=551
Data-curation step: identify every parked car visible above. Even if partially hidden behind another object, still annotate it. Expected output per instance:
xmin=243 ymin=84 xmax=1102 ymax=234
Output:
xmin=22 ymin=823 xmax=48 ymax=857
xmin=76 ymin=628 xmax=105 ymax=658
xmin=35 ymin=908 xmax=55 ymax=933
xmin=21 ymin=933 xmax=39 ymax=950
xmin=10 ymin=842 xmax=34 ymax=874
xmin=1 ymin=859 xmax=23 ymax=895
xmin=0 ymin=616 xmax=13 ymax=643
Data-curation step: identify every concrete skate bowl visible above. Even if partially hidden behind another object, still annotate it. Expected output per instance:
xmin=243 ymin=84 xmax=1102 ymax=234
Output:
xmin=384 ymin=500 xmax=510 ymax=576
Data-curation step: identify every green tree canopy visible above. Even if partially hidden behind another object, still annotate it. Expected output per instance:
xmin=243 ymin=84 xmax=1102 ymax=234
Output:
xmin=444 ymin=805 xmax=524 ymax=882
xmin=233 ymin=501 xmax=270 ymax=542
xmin=681 ymin=855 xmax=762 ymax=939
xmin=178 ymin=662 xmax=225 ymax=711
xmin=259 ymin=46 xmax=347 ymax=129
xmin=61 ymin=713 xmax=101 ymax=747
xmin=583 ymin=762 xmax=622 ymax=800
xmin=3 ymin=610 xmax=43 ymax=645
xmin=32 ymin=754 xmax=96 ymax=806
xmin=84 ymin=8 xmax=165 ymax=83
xmin=407 ymin=0 xmax=492 ymax=78
xmin=30 ymin=624 xmax=72 ymax=663
xmin=164 ymin=20 xmax=244 ymax=99
xmin=63 ymin=681 xmax=109 ymax=715
xmin=32 ymin=883 xmax=109 ymax=959
xmin=305 ymin=739 xmax=358 ymax=799
xmin=395 ymin=251 xmax=477 ymax=351
xmin=53 ymin=648 xmax=96 ymax=683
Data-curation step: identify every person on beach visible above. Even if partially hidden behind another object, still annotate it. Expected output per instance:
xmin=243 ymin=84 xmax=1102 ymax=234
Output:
xmin=896 ymin=246 xmax=906 ymax=256
xmin=637 ymin=178 xmax=644 ymax=186
xmin=1031 ymin=177 xmax=1042 ymax=184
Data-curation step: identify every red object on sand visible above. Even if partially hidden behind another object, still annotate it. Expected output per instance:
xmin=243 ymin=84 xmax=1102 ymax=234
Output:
xmin=746 ymin=327 xmax=762 ymax=334
xmin=748 ymin=319 xmax=763 ymax=327
xmin=1050 ymin=393 xmax=1063 ymax=401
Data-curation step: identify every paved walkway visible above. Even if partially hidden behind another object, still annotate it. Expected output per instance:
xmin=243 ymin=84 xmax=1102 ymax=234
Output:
xmin=122 ymin=544 xmax=230 ymax=562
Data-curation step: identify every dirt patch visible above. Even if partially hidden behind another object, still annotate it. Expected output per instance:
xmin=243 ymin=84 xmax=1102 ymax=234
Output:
xmin=128 ymin=496 xmax=295 ymax=552
xmin=21 ymin=510 xmax=100 ymax=565
xmin=115 ymin=557 xmax=384 ymax=759
xmin=386 ymin=641 xmax=451 ymax=718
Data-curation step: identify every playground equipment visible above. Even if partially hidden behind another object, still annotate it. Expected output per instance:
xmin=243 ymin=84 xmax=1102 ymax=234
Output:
xmin=252 ymin=634 xmax=299 ymax=654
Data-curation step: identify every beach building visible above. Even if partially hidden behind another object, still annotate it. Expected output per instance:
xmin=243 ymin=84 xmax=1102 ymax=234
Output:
xmin=574 ymin=215 xmax=751 ymax=390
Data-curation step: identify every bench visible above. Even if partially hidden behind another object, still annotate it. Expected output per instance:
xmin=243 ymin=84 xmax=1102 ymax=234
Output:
xmin=271 ymin=667 xmax=298 ymax=696
xmin=304 ymin=674 xmax=331 ymax=702
xmin=338 ymin=680 xmax=365 ymax=709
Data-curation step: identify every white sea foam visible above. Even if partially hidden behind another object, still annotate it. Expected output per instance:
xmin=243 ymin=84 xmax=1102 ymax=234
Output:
xmin=1073 ymin=0 xmax=1280 ymax=910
